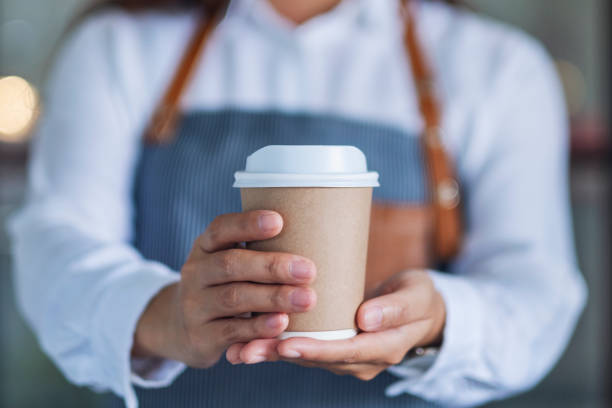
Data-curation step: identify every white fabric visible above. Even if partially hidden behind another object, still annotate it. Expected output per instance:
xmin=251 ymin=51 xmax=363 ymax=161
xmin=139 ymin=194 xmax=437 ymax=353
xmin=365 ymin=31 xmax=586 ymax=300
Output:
xmin=8 ymin=0 xmax=587 ymax=407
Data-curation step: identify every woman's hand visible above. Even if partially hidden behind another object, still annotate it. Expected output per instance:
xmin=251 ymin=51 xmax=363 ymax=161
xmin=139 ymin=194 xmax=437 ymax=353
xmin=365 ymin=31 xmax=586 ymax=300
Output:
xmin=226 ymin=270 xmax=445 ymax=380
xmin=132 ymin=210 xmax=317 ymax=368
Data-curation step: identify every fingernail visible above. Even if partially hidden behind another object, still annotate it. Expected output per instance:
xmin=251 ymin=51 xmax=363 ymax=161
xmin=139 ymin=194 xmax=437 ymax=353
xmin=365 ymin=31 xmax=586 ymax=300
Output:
xmin=281 ymin=349 xmax=301 ymax=358
xmin=290 ymin=260 xmax=313 ymax=281
xmin=259 ymin=213 xmax=281 ymax=232
xmin=266 ymin=314 xmax=282 ymax=329
xmin=290 ymin=289 xmax=312 ymax=308
xmin=246 ymin=354 xmax=266 ymax=364
xmin=363 ymin=307 xmax=383 ymax=330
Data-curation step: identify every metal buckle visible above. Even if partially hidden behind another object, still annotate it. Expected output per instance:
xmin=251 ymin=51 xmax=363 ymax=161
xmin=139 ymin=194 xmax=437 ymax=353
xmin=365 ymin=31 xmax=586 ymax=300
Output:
xmin=437 ymin=178 xmax=460 ymax=209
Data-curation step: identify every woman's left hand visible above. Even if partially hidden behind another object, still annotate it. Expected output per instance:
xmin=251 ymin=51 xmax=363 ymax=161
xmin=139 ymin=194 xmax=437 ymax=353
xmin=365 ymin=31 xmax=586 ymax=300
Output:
xmin=226 ymin=270 xmax=446 ymax=380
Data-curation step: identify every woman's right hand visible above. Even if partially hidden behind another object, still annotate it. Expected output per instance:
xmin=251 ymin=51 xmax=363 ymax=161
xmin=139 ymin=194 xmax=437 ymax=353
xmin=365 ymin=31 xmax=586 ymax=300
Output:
xmin=132 ymin=210 xmax=317 ymax=368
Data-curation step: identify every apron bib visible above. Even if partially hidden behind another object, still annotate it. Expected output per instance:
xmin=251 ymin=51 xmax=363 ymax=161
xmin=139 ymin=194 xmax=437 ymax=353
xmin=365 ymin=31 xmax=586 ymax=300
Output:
xmin=107 ymin=108 xmax=439 ymax=407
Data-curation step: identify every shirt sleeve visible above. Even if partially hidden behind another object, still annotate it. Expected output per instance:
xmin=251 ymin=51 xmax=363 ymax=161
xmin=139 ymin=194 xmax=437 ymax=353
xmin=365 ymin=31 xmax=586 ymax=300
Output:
xmin=8 ymin=14 xmax=186 ymax=408
xmin=384 ymin=33 xmax=587 ymax=406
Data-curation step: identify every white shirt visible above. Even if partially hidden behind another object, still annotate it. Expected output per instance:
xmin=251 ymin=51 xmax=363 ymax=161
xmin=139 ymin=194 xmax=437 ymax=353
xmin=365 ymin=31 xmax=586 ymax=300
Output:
xmin=8 ymin=0 xmax=587 ymax=407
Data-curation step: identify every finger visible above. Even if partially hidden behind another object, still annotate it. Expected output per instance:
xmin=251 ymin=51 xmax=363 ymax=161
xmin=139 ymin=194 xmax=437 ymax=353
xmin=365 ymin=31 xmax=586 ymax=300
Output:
xmin=211 ymin=313 xmax=289 ymax=351
xmin=276 ymin=332 xmax=387 ymax=364
xmin=239 ymin=338 xmax=281 ymax=364
xmin=225 ymin=343 xmax=246 ymax=364
xmin=202 ymin=249 xmax=316 ymax=286
xmin=279 ymin=355 xmax=378 ymax=375
xmin=277 ymin=327 xmax=411 ymax=365
xmin=198 ymin=211 xmax=283 ymax=253
xmin=365 ymin=270 xmax=430 ymax=300
xmin=357 ymin=282 xmax=432 ymax=332
xmin=204 ymin=283 xmax=316 ymax=319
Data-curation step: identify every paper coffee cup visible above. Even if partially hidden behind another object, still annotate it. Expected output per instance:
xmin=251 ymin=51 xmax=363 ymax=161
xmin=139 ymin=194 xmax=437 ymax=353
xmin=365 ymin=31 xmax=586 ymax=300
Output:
xmin=234 ymin=146 xmax=379 ymax=340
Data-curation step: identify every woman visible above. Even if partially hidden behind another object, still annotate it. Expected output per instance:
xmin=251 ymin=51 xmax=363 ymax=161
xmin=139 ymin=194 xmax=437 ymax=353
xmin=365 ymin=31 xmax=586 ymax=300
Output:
xmin=9 ymin=0 xmax=587 ymax=407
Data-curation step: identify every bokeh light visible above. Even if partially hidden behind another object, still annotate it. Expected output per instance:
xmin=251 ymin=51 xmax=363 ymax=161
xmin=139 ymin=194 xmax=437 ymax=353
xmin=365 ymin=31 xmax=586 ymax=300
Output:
xmin=0 ymin=75 xmax=39 ymax=143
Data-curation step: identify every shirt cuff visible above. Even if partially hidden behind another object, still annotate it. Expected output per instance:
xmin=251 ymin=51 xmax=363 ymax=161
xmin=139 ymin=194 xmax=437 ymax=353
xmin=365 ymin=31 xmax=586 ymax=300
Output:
xmin=91 ymin=261 xmax=182 ymax=408
xmin=131 ymin=356 xmax=187 ymax=388
xmin=385 ymin=270 xmax=485 ymax=399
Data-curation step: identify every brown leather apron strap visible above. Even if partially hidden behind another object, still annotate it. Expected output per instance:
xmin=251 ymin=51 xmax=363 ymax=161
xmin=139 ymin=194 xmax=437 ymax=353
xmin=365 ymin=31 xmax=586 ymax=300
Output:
xmin=144 ymin=0 xmax=463 ymax=264
xmin=401 ymin=0 xmax=463 ymax=261
xmin=144 ymin=6 xmax=223 ymax=144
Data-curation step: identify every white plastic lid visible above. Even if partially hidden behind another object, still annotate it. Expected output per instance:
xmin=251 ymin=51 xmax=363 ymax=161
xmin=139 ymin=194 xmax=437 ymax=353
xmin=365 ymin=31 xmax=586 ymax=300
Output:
xmin=233 ymin=145 xmax=380 ymax=188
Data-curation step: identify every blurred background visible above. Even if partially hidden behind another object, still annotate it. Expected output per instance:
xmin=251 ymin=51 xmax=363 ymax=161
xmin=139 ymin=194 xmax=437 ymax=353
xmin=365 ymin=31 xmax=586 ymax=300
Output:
xmin=0 ymin=0 xmax=609 ymax=407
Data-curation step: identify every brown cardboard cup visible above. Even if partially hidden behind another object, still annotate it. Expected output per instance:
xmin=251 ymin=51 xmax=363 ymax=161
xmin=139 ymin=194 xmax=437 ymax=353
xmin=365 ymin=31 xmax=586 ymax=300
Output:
xmin=234 ymin=146 xmax=379 ymax=340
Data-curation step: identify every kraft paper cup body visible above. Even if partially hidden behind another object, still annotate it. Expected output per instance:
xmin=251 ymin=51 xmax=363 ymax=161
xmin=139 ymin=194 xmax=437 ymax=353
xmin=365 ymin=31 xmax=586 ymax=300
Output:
xmin=234 ymin=146 xmax=379 ymax=340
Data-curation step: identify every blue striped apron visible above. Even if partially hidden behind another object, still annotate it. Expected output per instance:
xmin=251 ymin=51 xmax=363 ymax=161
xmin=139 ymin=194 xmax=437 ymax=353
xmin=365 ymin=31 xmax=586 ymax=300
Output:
xmin=109 ymin=108 xmax=438 ymax=407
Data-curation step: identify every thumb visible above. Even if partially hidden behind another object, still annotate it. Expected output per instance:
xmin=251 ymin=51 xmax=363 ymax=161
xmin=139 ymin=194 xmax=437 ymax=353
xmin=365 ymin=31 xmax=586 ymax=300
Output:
xmin=357 ymin=276 xmax=432 ymax=332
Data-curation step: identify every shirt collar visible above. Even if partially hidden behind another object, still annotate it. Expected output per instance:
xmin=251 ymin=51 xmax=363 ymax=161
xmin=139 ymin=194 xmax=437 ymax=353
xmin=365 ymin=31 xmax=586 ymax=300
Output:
xmin=224 ymin=0 xmax=398 ymax=34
